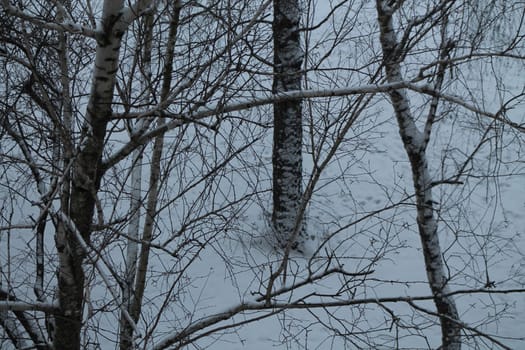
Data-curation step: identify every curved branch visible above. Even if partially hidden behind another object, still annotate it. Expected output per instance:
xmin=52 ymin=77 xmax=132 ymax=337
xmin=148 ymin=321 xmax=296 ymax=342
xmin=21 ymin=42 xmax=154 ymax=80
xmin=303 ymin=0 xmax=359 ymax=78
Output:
xmin=1 ymin=1 xmax=97 ymax=37
xmin=151 ymin=287 xmax=525 ymax=350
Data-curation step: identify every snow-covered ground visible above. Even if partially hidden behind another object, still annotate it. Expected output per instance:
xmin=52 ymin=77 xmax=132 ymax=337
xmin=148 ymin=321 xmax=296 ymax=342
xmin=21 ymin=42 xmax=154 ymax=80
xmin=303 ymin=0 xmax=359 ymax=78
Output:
xmin=153 ymin=4 xmax=525 ymax=348
xmin=1 ymin=2 xmax=524 ymax=350
xmin=151 ymin=104 xmax=524 ymax=349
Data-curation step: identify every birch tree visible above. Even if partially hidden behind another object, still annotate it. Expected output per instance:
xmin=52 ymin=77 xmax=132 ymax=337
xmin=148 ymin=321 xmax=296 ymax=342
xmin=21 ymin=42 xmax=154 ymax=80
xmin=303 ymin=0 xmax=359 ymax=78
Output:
xmin=0 ymin=0 xmax=524 ymax=349
xmin=119 ymin=2 xmax=182 ymax=348
xmin=118 ymin=9 xmax=153 ymax=350
xmin=272 ymin=0 xmax=306 ymax=249
xmin=0 ymin=0 xmax=282 ymax=348
xmin=375 ymin=1 xmax=461 ymax=348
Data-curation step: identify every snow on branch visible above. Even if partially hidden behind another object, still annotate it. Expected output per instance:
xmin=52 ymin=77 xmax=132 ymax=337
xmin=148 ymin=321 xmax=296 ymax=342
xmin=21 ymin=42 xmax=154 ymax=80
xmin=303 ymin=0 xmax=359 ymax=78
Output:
xmin=0 ymin=301 xmax=57 ymax=313
xmin=150 ymin=287 xmax=525 ymax=350
xmin=105 ymin=81 xmax=523 ymax=170
xmin=0 ymin=287 xmax=56 ymax=313
xmin=1 ymin=1 xmax=97 ymax=37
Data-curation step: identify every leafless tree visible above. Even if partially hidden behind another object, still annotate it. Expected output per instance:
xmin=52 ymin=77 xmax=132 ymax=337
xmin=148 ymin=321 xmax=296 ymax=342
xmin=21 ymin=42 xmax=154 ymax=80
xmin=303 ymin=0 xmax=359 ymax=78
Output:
xmin=0 ymin=0 xmax=524 ymax=349
xmin=376 ymin=1 xmax=461 ymax=348
xmin=272 ymin=0 xmax=306 ymax=250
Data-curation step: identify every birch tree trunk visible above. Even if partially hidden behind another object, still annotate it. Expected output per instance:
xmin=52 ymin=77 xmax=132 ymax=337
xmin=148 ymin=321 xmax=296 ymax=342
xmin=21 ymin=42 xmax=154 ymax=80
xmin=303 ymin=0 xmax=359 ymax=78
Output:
xmin=55 ymin=1 xmax=128 ymax=348
xmin=131 ymin=0 xmax=182 ymax=327
xmin=119 ymin=147 xmax=143 ymax=349
xmin=375 ymin=1 xmax=461 ymax=349
xmin=272 ymin=0 xmax=305 ymax=249
xmin=119 ymin=9 xmax=154 ymax=349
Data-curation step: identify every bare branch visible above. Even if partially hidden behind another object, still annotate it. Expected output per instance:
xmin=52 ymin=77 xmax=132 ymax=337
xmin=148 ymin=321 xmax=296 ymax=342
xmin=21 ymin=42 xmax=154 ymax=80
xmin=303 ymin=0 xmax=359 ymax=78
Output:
xmin=0 ymin=301 xmax=57 ymax=313
xmin=151 ymin=287 xmax=525 ymax=350
xmin=0 ymin=1 xmax=97 ymax=37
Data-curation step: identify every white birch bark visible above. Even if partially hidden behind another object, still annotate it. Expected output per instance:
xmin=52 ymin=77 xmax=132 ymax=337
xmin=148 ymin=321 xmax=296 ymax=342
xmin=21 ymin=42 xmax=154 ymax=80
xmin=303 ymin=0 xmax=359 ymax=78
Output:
xmin=0 ymin=286 xmax=49 ymax=349
xmin=0 ymin=111 xmax=53 ymax=349
xmin=0 ymin=311 xmax=29 ymax=349
xmin=375 ymin=1 xmax=461 ymax=349
xmin=119 ymin=7 xmax=155 ymax=349
xmin=119 ymin=146 xmax=143 ymax=349
xmin=54 ymin=1 xmax=145 ymax=348
xmin=130 ymin=0 xmax=182 ymax=331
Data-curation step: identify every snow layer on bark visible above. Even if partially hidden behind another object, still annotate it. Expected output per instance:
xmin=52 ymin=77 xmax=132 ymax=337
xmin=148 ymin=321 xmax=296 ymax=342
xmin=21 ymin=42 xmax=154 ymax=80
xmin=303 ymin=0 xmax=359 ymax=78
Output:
xmin=376 ymin=1 xmax=461 ymax=348
xmin=272 ymin=0 xmax=306 ymax=249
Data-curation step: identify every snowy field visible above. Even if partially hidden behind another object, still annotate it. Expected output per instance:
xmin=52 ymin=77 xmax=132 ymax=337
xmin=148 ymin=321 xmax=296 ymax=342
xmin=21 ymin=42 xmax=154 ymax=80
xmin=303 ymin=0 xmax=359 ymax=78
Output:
xmin=1 ymin=1 xmax=524 ymax=349
xmin=138 ymin=102 xmax=524 ymax=349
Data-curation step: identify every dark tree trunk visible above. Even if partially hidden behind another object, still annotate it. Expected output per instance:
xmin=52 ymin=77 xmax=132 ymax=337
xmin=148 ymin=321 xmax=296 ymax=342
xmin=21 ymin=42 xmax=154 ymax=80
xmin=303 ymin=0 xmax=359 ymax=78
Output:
xmin=272 ymin=0 xmax=305 ymax=249
xmin=53 ymin=1 xmax=126 ymax=348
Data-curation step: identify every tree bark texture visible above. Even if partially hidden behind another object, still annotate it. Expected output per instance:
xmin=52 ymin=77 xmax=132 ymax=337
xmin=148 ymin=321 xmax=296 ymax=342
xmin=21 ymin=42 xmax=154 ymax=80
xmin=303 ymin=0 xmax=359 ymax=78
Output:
xmin=375 ymin=2 xmax=461 ymax=349
xmin=272 ymin=0 xmax=305 ymax=249
xmin=54 ymin=1 xmax=126 ymax=348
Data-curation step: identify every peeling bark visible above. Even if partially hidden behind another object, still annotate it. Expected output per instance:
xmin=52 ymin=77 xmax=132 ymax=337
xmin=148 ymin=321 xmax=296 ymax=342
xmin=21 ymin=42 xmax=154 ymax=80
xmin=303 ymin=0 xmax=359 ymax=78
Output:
xmin=375 ymin=2 xmax=461 ymax=349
